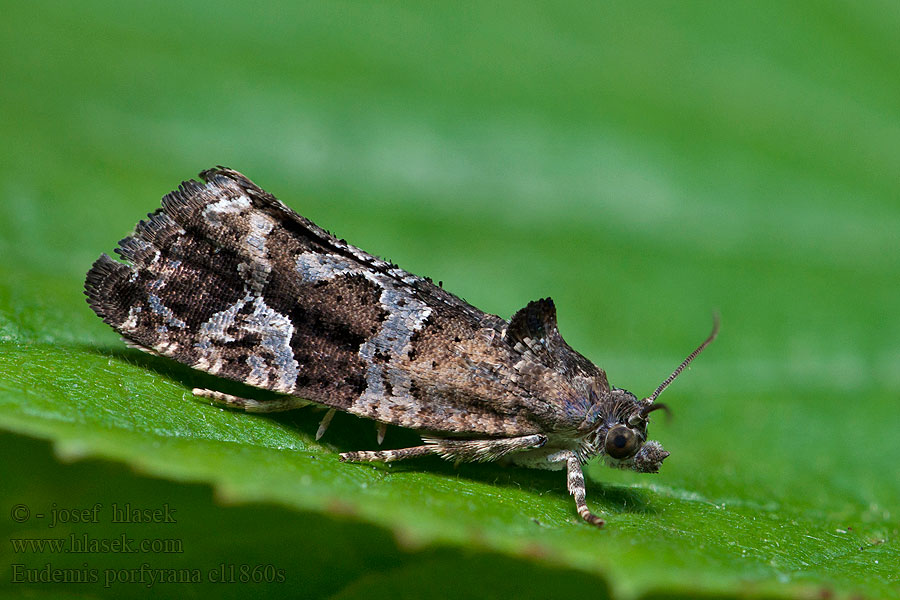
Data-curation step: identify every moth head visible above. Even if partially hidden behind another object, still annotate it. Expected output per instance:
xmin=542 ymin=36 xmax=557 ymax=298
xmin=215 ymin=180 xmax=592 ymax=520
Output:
xmin=593 ymin=392 xmax=665 ymax=471
xmin=579 ymin=388 xmax=649 ymax=466
xmin=597 ymin=316 xmax=720 ymax=473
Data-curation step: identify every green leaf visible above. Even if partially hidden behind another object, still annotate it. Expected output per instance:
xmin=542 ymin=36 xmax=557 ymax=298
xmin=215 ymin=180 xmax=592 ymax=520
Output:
xmin=1 ymin=1 xmax=898 ymax=599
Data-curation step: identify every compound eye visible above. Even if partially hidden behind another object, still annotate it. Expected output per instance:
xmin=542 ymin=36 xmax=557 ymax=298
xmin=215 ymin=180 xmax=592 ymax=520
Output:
xmin=604 ymin=425 xmax=640 ymax=459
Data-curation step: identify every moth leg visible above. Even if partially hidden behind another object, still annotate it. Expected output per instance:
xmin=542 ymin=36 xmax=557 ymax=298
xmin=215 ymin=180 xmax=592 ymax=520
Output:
xmin=425 ymin=434 xmax=547 ymax=463
xmin=339 ymin=445 xmax=434 ymax=463
xmin=558 ymin=450 xmax=605 ymax=528
xmin=315 ymin=408 xmax=337 ymax=440
xmin=192 ymin=388 xmax=310 ymax=413
xmin=340 ymin=434 xmax=547 ymax=464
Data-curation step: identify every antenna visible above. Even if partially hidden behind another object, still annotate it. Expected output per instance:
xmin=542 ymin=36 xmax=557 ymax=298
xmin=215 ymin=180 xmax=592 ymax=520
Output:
xmin=643 ymin=314 xmax=719 ymax=408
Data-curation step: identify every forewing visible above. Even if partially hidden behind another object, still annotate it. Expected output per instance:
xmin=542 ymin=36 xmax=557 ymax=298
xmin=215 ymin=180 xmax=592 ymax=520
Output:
xmin=85 ymin=168 xmax=578 ymax=436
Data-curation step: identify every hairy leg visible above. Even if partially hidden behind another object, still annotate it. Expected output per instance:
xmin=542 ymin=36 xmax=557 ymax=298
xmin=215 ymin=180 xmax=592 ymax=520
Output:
xmin=340 ymin=434 xmax=547 ymax=464
xmin=557 ymin=450 xmax=605 ymax=527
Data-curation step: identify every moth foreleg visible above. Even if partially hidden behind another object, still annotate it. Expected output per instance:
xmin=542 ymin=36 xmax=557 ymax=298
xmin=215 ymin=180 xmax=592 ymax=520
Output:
xmin=339 ymin=434 xmax=547 ymax=465
xmin=192 ymin=388 xmax=310 ymax=413
xmin=560 ymin=450 xmax=605 ymax=528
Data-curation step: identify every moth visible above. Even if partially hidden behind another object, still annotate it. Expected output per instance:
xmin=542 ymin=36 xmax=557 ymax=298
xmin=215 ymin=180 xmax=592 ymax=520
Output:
xmin=85 ymin=167 xmax=717 ymax=527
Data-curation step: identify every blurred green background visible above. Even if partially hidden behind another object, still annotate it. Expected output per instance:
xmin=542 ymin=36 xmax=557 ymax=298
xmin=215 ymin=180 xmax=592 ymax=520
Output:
xmin=1 ymin=1 xmax=898 ymax=598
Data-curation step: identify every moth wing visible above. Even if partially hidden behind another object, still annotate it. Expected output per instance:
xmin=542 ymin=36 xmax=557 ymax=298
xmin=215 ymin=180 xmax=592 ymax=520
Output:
xmin=86 ymin=168 xmax=582 ymax=436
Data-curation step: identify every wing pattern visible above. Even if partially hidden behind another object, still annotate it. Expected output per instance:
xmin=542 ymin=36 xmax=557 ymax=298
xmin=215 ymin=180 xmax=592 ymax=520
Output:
xmin=85 ymin=168 xmax=607 ymax=435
